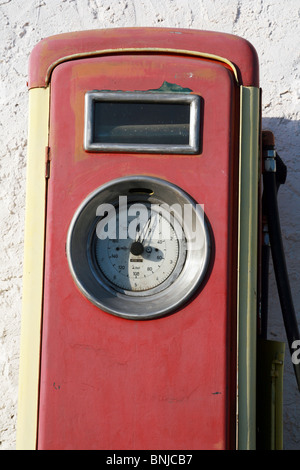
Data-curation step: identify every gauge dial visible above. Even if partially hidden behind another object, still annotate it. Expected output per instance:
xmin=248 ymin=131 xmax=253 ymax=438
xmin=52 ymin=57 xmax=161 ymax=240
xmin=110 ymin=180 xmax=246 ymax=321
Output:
xmin=67 ymin=176 xmax=211 ymax=319
xmin=94 ymin=203 xmax=186 ymax=293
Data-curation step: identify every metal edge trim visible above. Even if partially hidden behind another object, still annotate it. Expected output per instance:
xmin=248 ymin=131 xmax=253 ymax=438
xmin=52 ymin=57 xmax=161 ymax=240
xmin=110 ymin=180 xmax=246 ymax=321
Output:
xmin=41 ymin=48 xmax=240 ymax=86
xmin=16 ymin=87 xmax=50 ymax=450
xmin=83 ymin=91 xmax=201 ymax=154
xmin=237 ymin=85 xmax=260 ymax=450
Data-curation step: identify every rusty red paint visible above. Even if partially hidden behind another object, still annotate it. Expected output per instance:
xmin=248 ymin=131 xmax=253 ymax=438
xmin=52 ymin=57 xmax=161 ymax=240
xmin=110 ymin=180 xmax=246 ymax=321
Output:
xmin=34 ymin=29 xmax=258 ymax=449
xmin=28 ymin=28 xmax=259 ymax=89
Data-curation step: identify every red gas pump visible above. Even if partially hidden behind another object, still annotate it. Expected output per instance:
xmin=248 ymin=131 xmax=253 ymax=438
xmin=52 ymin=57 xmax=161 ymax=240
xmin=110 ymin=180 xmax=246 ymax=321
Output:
xmin=17 ymin=28 xmax=300 ymax=451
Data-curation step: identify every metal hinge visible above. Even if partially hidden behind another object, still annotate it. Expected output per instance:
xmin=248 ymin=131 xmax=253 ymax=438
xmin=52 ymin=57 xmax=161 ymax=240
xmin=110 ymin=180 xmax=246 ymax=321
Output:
xmin=45 ymin=146 xmax=51 ymax=178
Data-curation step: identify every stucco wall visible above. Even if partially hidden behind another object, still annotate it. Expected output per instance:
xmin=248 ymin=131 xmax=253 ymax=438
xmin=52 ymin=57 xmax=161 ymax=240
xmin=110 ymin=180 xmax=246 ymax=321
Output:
xmin=0 ymin=0 xmax=299 ymax=450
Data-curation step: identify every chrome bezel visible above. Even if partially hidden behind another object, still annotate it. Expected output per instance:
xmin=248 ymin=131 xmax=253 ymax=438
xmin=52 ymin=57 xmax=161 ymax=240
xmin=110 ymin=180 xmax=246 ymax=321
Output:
xmin=84 ymin=91 xmax=200 ymax=154
xmin=66 ymin=176 xmax=211 ymax=320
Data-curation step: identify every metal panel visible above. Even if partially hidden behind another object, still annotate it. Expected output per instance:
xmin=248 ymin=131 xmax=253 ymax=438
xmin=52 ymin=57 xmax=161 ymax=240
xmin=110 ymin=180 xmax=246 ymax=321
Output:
xmin=256 ymin=339 xmax=285 ymax=450
xmin=237 ymin=86 xmax=260 ymax=450
xmin=27 ymin=28 xmax=259 ymax=89
xmin=84 ymin=91 xmax=201 ymax=154
xmin=18 ymin=29 xmax=262 ymax=450
xmin=16 ymin=87 xmax=50 ymax=450
xmin=38 ymin=54 xmax=239 ymax=450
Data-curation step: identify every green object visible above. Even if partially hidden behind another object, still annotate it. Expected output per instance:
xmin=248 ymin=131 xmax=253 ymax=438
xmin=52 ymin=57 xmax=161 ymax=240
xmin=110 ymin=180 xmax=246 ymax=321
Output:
xmin=238 ymin=86 xmax=260 ymax=450
xmin=148 ymin=81 xmax=193 ymax=93
xmin=256 ymin=339 xmax=285 ymax=450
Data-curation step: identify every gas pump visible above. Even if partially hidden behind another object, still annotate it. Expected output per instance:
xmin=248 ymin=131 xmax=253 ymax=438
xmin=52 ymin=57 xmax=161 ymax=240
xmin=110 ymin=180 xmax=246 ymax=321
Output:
xmin=16 ymin=28 xmax=299 ymax=450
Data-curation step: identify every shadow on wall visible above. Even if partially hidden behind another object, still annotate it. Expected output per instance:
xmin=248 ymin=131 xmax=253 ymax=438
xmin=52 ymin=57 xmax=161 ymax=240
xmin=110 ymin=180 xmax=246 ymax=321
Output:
xmin=262 ymin=116 xmax=300 ymax=217
xmin=261 ymin=115 xmax=300 ymax=351
xmin=261 ymin=115 xmax=300 ymax=303
xmin=261 ymin=117 xmax=300 ymax=450
xmin=262 ymin=117 xmax=299 ymax=163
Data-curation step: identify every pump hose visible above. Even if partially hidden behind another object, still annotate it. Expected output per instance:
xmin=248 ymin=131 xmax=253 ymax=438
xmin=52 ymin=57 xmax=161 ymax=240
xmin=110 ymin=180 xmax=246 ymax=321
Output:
xmin=263 ymin=140 xmax=300 ymax=391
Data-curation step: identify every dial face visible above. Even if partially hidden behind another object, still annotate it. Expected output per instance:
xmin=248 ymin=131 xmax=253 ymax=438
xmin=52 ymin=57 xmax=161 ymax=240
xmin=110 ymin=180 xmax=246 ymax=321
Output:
xmin=94 ymin=203 xmax=187 ymax=294
xmin=67 ymin=175 xmax=211 ymax=319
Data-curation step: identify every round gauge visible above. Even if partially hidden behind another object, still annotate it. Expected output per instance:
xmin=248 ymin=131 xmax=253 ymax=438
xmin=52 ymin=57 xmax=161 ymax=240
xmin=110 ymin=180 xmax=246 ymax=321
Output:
xmin=94 ymin=202 xmax=186 ymax=295
xmin=67 ymin=176 xmax=211 ymax=320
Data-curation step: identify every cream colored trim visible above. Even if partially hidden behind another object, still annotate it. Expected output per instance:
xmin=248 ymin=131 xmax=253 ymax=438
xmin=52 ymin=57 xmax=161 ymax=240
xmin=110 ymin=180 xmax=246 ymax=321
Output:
xmin=44 ymin=47 xmax=239 ymax=85
xmin=237 ymin=86 xmax=260 ymax=449
xmin=16 ymin=87 xmax=50 ymax=450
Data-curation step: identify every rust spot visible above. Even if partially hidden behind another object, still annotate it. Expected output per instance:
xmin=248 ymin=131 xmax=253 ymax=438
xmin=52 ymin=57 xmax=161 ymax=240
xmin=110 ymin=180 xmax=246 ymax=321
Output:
xmin=53 ymin=382 xmax=61 ymax=390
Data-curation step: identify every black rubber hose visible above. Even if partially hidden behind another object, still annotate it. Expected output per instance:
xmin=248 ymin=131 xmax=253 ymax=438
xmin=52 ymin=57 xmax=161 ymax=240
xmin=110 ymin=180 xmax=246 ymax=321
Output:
xmin=263 ymin=164 xmax=300 ymax=391
xmin=260 ymin=153 xmax=287 ymax=340
xmin=260 ymin=243 xmax=270 ymax=339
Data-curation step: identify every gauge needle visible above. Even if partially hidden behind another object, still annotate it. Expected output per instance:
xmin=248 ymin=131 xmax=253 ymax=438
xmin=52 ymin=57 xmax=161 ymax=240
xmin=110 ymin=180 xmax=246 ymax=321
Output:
xmin=131 ymin=216 xmax=153 ymax=256
xmin=138 ymin=216 xmax=153 ymax=245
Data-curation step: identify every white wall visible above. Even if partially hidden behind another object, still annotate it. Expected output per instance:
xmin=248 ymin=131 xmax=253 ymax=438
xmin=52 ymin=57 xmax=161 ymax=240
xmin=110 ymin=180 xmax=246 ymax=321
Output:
xmin=0 ymin=0 xmax=299 ymax=450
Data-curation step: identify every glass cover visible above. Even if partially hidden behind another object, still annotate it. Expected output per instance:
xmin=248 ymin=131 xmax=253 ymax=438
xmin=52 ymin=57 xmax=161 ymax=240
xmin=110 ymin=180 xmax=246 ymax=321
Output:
xmin=84 ymin=91 xmax=200 ymax=154
xmin=93 ymin=101 xmax=190 ymax=145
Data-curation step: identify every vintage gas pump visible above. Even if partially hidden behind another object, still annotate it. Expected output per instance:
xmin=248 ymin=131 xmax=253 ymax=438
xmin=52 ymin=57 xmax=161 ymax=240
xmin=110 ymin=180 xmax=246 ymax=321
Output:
xmin=16 ymin=28 xmax=299 ymax=450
